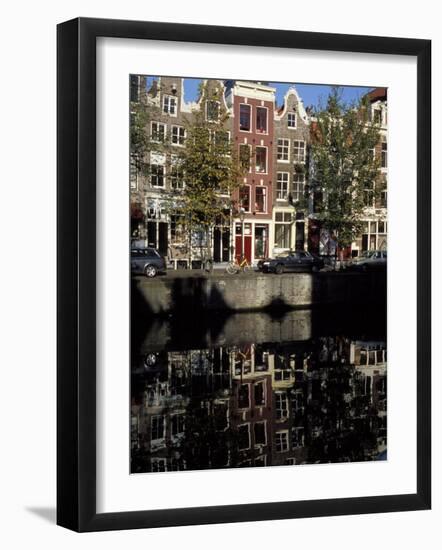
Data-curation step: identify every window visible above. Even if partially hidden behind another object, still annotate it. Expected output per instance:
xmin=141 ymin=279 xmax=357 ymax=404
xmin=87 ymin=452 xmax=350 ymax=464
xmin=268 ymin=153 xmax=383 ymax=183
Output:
xmin=171 ymin=125 xmax=185 ymax=145
xmin=291 ymin=391 xmax=304 ymax=413
xmin=162 ymin=95 xmax=177 ymax=115
xmin=287 ymin=112 xmax=297 ymax=128
xmin=381 ymin=139 xmax=387 ymax=168
xmin=151 ymin=121 xmax=166 ymax=142
xmin=276 ymin=172 xmax=289 ymax=200
xmin=256 ymin=107 xmax=268 ymax=133
xmin=275 ymin=430 xmax=289 ymax=453
xmin=238 ymin=424 xmax=250 ymax=450
xmin=150 ymin=164 xmax=165 ymax=187
xmin=170 ymin=214 xmax=185 ymax=243
xmin=171 ymin=414 xmax=185 ymax=436
xmin=206 ymin=100 xmax=220 ymax=121
xmin=254 ymin=381 xmax=265 ymax=406
xmin=239 ymin=144 xmax=251 ymax=172
xmin=277 ymin=138 xmax=289 ymax=162
xmin=239 ymin=104 xmax=251 ymax=131
xmin=255 ymin=146 xmax=267 ymax=173
xmin=170 ymin=458 xmax=185 ymax=471
xmin=293 ymin=140 xmax=305 ymax=163
xmin=292 ymin=427 xmax=305 ymax=448
xmin=372 ymin=107 xmax=382 ymax=124
xmin=255 ymin=187 xmax=267 ymax=213
xmin=364 ymin=182 xmax=375 ymax=207
xmin=274 ymin=212 xmax=292 ymax=249
xmin=275 ymin=392 xmax=289 ymax=420
xmin=170 ymin=157 xmax=184 ymax=190
xmin=151 ymin=415 xmax=165 ymax=440
xmin=238 ymin=384 xmax=250 ymax=408
xmin=293 ymin=173 xmax=305 ymax=202
xmin=239 ymin=185 xmax=250 ymax=212
xmin=213 ymin=130 xmax=230 ymax=148
xmin=254 ymin=421 xmax=266 ymax=446
xmin=130 ymin=75 xmax=140 ymax=102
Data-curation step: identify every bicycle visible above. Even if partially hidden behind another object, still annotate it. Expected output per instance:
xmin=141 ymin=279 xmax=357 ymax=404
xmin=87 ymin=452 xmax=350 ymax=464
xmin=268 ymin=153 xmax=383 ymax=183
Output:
xmin=226 ymin=255 xmax=253 ymax=274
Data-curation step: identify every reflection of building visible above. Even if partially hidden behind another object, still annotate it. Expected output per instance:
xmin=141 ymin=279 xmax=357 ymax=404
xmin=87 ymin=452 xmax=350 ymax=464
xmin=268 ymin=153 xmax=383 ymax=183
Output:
xmin=131 ymin=336 xmax=387 ymax=473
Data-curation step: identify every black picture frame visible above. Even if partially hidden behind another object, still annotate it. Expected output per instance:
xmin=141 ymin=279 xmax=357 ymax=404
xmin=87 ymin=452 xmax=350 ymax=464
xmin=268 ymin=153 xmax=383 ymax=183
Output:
xmin=57 ymin=17 xmax=431 ymax=532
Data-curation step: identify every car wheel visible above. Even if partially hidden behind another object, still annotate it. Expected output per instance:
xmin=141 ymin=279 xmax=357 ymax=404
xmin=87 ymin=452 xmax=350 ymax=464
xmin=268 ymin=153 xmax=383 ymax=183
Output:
xmin=275 ymin=264 xmax=284 ymax=275
xmin=144 ymin=265 xmax=158 ymax=278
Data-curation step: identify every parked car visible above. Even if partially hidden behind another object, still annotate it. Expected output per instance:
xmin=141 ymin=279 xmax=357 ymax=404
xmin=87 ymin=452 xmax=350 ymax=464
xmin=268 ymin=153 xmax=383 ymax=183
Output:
xmin=350 ymin=250 xmax=387 ymax=271
xmin=131 ymin=248 xmax=166 ymax=277
xmin=258 ymin=251 xmax=324 ymax=274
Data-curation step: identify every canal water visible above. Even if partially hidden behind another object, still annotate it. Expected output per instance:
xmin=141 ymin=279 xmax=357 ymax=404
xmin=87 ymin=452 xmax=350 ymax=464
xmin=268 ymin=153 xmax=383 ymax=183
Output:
xmin=131 ymin=306 xmax=387 ymax=474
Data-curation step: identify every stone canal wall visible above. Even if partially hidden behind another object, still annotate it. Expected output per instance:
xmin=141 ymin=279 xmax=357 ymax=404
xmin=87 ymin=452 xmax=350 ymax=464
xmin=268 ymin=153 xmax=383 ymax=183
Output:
xmin=133 ymin=271 xmax=386 ymax=315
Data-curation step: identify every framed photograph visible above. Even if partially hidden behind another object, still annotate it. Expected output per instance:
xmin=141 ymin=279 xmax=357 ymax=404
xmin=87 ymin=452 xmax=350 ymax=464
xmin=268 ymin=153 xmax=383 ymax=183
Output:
xmin=57 ymin=17 xmax=431 ymax=532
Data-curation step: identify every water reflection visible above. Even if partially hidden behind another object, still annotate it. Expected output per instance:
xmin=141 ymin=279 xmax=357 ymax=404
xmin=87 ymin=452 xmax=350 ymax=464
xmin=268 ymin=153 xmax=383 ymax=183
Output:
xmin=131 ymin=308 xmax=387 ymax=473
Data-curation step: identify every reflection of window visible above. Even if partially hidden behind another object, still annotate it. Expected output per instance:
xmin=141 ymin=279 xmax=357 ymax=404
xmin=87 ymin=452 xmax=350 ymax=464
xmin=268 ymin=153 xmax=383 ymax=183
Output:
xmin=256 ymin=107 xmax=268 ymax=133
xmin=275 ymin=430 xmax=289 ymax=452
xmin=254 ymin=421 xmax=266 ymax=445
xmin=254 ymin=381 xmax=265 ymax=406
xmin=238 ymin=424 xmax=250 ymax=450
xmin=130 ymin=156 xmax=138 ymax=190
xmin=239 ymin=144 xmax=251 ymax=171
xmin=206 ymin=100 xmax=220 ymax=121
xmin=277 ymin=138 xmax=289 ymax=161
xmin=255 ymin=146 xmax=267 ymax=173
xmin=239 ymin=104 xmax=251 ymax=131
xmin=170 ymin=157 xmax=184 ymax=190
xmin=291 ymin=427 xmax=304 ymax=448
xmin=151 ymin=415 xmax=165 ymax=440
xmin=170 ymin=458 xmax=185 ymax=471
xmin=293 ymin=173 xmax=305 ymax=202
xmin=151 ymin=458 xmax=167 ymax=472
xmin=293 ymin=140 xmax=305 ymax=163
xmin=288 ymin=112 xmax=297 ymax=128
xmin=163 ymin=95 xmax=177 ymax=115
xmin=277 ymin=172 xmax=289 ymax=200
xmin=151 ymin=121 xmax=166 ymax=142
xmin=171 ymin=125 xmax=185 ymax=145
xmin=238 ymin=384 xmax=250 ymax=408
xmin=275 ymin=392 xmax=289 ymax=419
xmin=255 ymin=187 xmax=267 ymax=213
xmin=171 ymin=414 xmax=185 ymax=436
xmin=239 ymin=185 xmax=250 ymax=212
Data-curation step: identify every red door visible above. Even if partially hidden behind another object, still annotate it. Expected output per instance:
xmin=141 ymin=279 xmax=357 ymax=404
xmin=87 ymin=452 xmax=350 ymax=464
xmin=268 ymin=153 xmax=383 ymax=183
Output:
xmin=235 ymin=235 xmax=252 ymax=263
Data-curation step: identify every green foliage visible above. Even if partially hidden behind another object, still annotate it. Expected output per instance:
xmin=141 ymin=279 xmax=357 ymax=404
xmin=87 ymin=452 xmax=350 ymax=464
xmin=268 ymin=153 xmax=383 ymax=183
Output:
xmin=171 ymin=82 xmax=244 ymax=242
xmin=311 ymin=87 xmax=381 ymax=247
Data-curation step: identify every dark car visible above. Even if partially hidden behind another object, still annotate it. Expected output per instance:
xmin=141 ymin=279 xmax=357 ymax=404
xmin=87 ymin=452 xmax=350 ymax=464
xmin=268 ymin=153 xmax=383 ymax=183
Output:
xmin=350 ymin=250 xmax=387 ymax=271
xmin=131 ymin=248 xmax=166 ymax=277
xmin=259 ymin=251 xmax=324 ymax=274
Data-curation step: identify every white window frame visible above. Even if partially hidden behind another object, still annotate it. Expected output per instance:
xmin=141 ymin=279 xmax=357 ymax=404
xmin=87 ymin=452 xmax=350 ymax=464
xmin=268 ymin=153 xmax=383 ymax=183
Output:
xmin=162 ymin=95 xmax=177 ymax=116
xmin=150 ymin=414 xmax=165 ymax=441
xmin=293 ymin=172 xmax=305 ymax=202
xmin=254 ymin=185 xmax=268 ymax=214
xmin=239 ymin=103 xmax=252 ymax=132
xmin=254 ymin=380 xmax=266 ymax=407
xmin=287 ymin=112 xmax=297 ymax=129
xmin=150 ymin=152 xmax=166 ymax=188
xmin=277 ymin=138 xmax=290 ymax=162
xmin=292 ymin=426 xmax=305 ymax=449
xmin=171 ymin=125 xmax=186 ymax=146
xmin=276 ymin=172 xmax=290 ymax=201
xmin=238 ymin=383 xmax=250 ymax=409
xmin=256 ymin=105 xmax=269 ymax=135
xmin=206 ymin=99 xmax=220 ymax=122
xmin=239 ymin=184 xmax=251 ymax=213
xmin=239 ymin=143 xmax=252 ymax=173
xmin=170 ymin=155 xmax=184 ymax=190
xmin=275 ymin=391 xmax=289 ymax=420
xmin=253 ymin=420 xmax=267 ymax=447
xmin=255 ymin=145 xmax=268 ymax=175
xmin=275 ymin=430 xmax=289 ymax=453
xmin=151 ymin=121 xmax=167 ymax=143
xmin=293 ymin=140 xmax=306 ymax=163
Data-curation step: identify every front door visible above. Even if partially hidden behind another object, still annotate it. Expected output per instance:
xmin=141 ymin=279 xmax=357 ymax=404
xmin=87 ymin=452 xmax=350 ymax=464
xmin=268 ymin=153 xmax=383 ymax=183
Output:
xmin=235 ymin=223 xmax=252 ymax=263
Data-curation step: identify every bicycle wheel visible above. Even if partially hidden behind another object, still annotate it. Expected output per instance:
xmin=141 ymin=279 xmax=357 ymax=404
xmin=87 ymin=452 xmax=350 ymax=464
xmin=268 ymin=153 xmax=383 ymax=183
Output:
xmin=226 ymin=262 xmax=238 ymax=275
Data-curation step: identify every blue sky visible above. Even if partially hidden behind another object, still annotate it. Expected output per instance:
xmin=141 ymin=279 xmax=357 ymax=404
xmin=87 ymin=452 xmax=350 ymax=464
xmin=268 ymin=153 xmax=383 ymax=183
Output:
xmin=146 ymin=76 xmax=373 ymax=110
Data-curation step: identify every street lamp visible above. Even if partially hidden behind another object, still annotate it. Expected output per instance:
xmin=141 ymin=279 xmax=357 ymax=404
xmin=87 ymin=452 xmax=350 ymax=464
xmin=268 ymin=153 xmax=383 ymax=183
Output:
xmin=239 ymin=207 xmax=245 ymax=261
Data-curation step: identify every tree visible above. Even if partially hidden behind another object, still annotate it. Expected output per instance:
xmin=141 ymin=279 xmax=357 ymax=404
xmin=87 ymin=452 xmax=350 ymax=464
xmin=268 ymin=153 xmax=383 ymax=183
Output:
xmin=172 ymin=82 xmax=244 ymax=263
xmin=310 ymin=87 xmax=381 ymax=251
